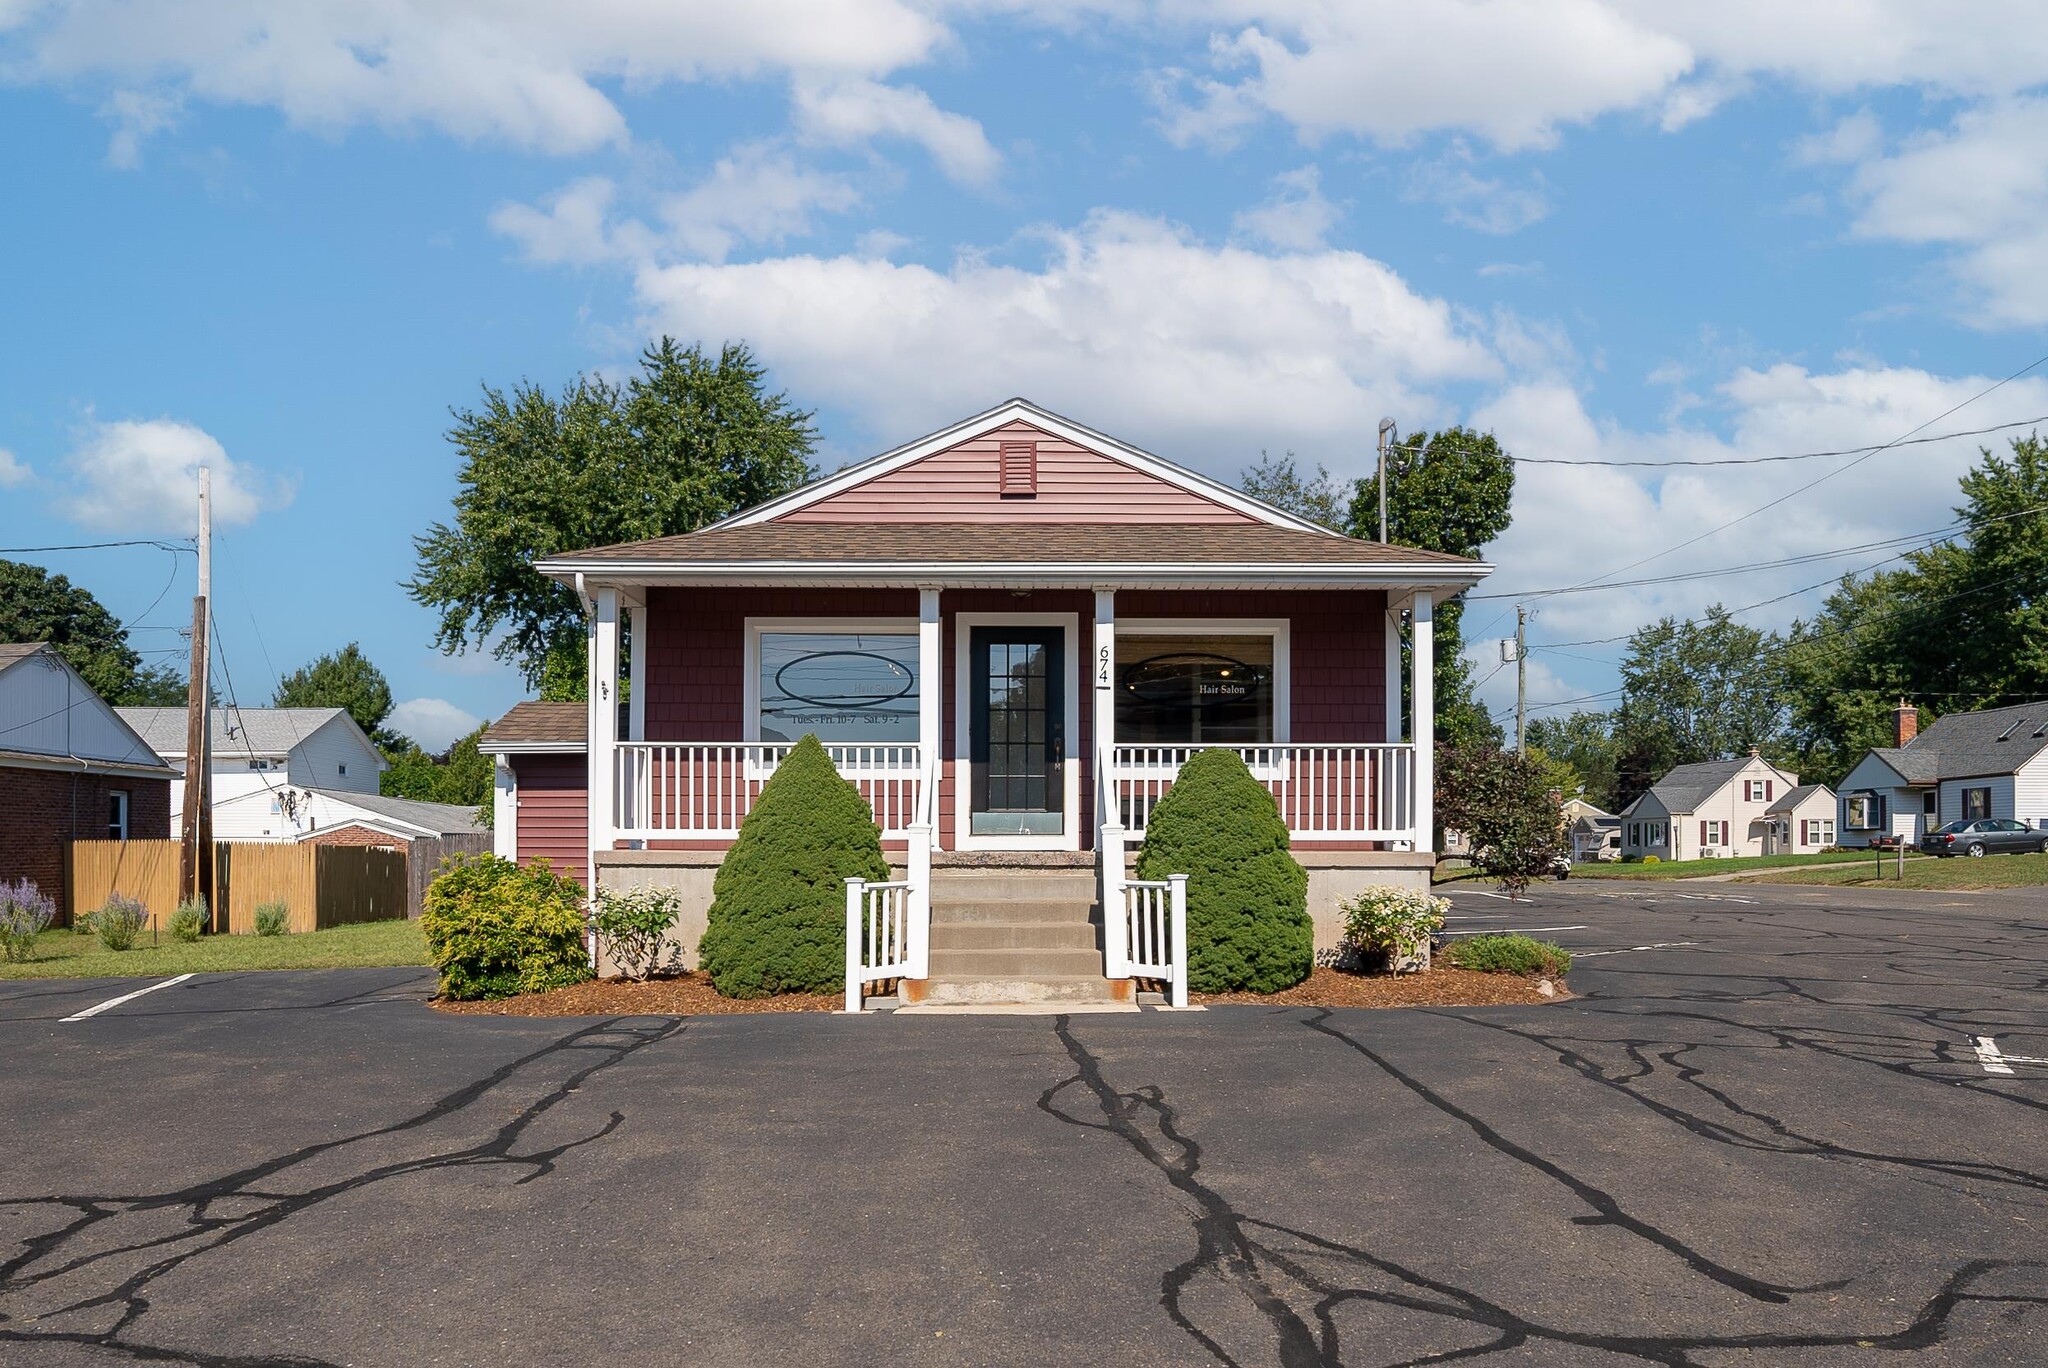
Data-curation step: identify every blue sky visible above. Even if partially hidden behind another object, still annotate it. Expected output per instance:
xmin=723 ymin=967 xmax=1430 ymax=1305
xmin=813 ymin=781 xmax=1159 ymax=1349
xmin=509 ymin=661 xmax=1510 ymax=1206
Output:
xmin=4 ymin=3 xmax=2047 ymax=748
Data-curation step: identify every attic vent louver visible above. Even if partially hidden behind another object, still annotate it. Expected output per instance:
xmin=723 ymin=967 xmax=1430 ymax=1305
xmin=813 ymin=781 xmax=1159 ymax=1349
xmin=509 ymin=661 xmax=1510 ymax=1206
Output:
xmin=998 ymin=441 xmax=1037 ymax=497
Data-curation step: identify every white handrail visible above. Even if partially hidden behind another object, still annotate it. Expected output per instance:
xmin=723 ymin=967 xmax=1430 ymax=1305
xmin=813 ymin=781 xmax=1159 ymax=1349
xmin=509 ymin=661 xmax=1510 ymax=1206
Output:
xmin=1121 ymin=873 xmax=1188 ymax=1008
xmin=844 ymin=876 xmax=917 ymax=1012
xmin=617 ymin=742 xmax=924 ymax=840
xmin=1111 ymin=743 xmax=1415 ymax=843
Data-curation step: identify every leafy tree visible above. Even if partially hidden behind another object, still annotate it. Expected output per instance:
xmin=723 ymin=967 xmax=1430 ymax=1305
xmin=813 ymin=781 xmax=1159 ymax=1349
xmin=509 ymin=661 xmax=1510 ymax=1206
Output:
xmin=1348 ymin=427 xmax=1516 ymax=748
xmin=1238 ymin=452 xmax=1344 ymax=529
xmin=1524 ymin=710 xmax=1620 ymax=810
xmin=0 ymin=559 xmax=185 ymax=704
xmin=380 ymin=724 xmax=494 ymax=817
xmin=1435 ymin=741 xmax=1564 ymax=898
xmin=1135 ymin=747 xmax=1311 ymax=993
xmin=274 ymin=642 xmax=395 ymax=744
xmin=1610 ymin=605 xmax=1789 ymax=807
xmin=409 ymin=338 xmax=818 ymax=688
xmin=698 ymin=735 xmax=886 ymax=998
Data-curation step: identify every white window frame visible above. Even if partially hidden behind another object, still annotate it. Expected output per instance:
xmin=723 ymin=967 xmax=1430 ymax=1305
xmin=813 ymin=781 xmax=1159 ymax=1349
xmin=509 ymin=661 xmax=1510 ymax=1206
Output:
xmin=107 ymin=789 xmax=129 ymax=840
xmin=743 ymin=616 xmax=922 ymax=774
xmin=1109 ymin=618 xmax=1292 ymax=777
xmin=953 ymin=611 xmax=1082 ymax=852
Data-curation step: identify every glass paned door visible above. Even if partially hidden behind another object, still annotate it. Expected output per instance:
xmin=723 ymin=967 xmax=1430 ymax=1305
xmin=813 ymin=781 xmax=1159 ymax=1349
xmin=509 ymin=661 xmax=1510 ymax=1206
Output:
xmin=969 ymin=626 xmax=1065 ymax=835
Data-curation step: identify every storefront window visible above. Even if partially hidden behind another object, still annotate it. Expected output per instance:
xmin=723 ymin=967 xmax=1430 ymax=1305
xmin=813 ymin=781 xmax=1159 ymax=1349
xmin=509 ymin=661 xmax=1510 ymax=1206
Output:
xmin=1113 ymin=633 xmax=1275 ymax=745
xmin=756 ymin=632 xmax=918 ymax=743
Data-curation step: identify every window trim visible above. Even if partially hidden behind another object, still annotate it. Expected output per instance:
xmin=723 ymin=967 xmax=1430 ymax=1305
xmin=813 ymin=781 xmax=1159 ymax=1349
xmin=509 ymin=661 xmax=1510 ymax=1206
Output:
xmin=952 ymin=611 xmax=1082 ymax=852
xmin=1111 ymin=618 xmax=1292 ymax=748
xmin=107 ymin=789 xmax=129 ymax=841
xmin=1961 ymin=785 xmax=1993 ymax=822
xmin=743 ymin=616 xmax=923 ymax=747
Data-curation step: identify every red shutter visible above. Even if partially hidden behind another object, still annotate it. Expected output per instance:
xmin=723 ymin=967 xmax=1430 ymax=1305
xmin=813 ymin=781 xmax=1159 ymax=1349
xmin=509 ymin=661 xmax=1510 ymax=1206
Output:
xmin=1799 ymin=819 xmax=1809 ymax=845
xmin=998 ymin=441 xmax=1037 ymax=496
xmin=1765 ymin=780 xmax=1774 ymax=800
xmin=1700 ymin=820 xmax=1709 ymax=847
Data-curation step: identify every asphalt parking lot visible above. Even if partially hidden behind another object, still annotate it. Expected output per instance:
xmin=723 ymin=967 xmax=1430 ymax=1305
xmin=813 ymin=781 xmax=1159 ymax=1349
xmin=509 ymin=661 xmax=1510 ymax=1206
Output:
xmin=4 ymin=880 xmax=2046 ymax=1366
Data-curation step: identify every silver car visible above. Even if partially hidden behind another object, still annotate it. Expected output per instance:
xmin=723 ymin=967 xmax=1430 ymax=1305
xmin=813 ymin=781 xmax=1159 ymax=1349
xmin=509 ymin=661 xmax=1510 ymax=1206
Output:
xmin=1920 ymin=818 xmax=2048 ymax=857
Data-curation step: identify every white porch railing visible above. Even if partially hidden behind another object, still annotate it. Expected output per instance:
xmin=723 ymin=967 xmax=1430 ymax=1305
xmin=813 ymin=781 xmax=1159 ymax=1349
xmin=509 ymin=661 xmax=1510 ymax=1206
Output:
xmin=1117 ymin=874 xmax=1188 ymax=1008
xmin=843 ymin=876 xmax=916 ymax=1012
xmin=615 ymin=742 xmax=924 ymax=840
xmin=1110 ymin=743 xmax=1415 ymax=843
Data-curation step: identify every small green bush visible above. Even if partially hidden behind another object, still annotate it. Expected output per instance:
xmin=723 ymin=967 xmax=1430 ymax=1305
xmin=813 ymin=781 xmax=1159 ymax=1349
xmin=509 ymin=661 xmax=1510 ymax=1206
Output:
xmin=0 ymin=878 xmax=57 ymax=962
xmin=254 ymin=901 xmax=291 ymax=937
xmin=73 ymin=908 xmax=100 ymax=934
xmin=95 ymin=895 xmax=148 ymax=951
xmin=700 ymin=735 xmax=888 ymax=998
xmin=592 ymin=885 xmax=682 ymax=982
xmin=1443 ymin=934 xmax=1571 ymax=977
xmin=1641 ymin=854 xmax=1661 ymax=865
xmin=1339 ymin=885 xmax=1448 ymax=974
xmin=422 ymin=854 xmax=590 ymax=1001
xmin=1136 ymin=747 xmax=1310 ymax=994
xmin=167 ymin=897 xmax=207 ymax=943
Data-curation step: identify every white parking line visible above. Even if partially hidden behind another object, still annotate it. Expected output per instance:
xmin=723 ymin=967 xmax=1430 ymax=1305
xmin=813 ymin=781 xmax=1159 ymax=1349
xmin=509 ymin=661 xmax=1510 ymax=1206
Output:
xmin=1441 ymin=925 xmax=1589 ymax=935
xmin=1973 ymin=1036 xmax=2048 ymax=1074
xmin=1468 ymin=891 xmax=1514 ymax=901
xmin=60 ymin=974 xmax=194 ymax=1022
xmin=1575 ymin=942 xmax=1700 ymax=958
xmin=1671 ymin=893 xmax=1757 ymax=903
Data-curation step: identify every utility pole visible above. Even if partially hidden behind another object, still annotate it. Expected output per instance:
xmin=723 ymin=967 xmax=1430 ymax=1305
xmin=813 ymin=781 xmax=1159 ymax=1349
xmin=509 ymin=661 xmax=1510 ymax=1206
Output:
xmin=1514 ymin=604 xmax=1527 ymax=754
xmin=177 ymin=467 xmax=212 ymax=912
xmin=1376 ymin=418 xmax=1394 ymax=543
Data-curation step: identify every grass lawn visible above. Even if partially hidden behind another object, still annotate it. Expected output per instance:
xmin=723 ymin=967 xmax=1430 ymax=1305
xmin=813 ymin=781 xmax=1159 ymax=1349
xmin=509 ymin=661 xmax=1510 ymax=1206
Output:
xmin=0 ymin=918 xmax=430 ymax=979
xmin=1748 ymin=850 xmax=2048 ymax=891
xmin=1564 ymin=850 xmax=1913 ymax=880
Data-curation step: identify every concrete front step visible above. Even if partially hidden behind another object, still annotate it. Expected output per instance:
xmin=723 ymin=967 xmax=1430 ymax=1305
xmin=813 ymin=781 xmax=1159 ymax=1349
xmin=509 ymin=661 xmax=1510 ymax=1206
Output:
xmin=929 ymin=946 xmax=1106 ymax=978
xmin=914 ymin=975 xmax=1128 ymax=1005
xmin=929 ymin=898 xmax=1098 ymax=925
xmin=930 ymin=920 xmax=1100 ymax=951
xmin=929 ymin=874 xmax=1100 ymax=903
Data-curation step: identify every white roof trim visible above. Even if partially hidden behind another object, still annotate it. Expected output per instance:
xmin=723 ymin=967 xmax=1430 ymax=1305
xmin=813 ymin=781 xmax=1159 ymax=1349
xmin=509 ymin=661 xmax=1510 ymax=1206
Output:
xmin=544 ymin=559 xmax=1491 ymax=592
xmin=477 ymin=739 xmax=588 ymax=755
xmin=715 ymin=398 xmax=1343 ymax=536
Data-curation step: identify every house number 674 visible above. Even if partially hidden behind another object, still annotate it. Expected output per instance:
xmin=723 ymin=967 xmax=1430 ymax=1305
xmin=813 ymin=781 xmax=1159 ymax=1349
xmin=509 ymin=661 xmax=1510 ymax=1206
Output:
xmin=1097 ymin=645 xmax=1110 ymax=684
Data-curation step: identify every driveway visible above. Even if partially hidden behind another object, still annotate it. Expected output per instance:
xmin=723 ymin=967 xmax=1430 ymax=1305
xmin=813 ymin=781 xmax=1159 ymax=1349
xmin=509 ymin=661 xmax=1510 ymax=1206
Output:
xmin=4 ymin=882 xmax=2046 ymax=1366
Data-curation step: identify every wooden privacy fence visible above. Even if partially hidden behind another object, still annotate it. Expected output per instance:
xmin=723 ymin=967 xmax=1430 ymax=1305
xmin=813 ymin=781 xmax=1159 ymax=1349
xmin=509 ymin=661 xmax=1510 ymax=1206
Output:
xmin=67 ymin=840 xmax=409 ymax=934
xmin=406 ymin=832 xmax=491 ymax=918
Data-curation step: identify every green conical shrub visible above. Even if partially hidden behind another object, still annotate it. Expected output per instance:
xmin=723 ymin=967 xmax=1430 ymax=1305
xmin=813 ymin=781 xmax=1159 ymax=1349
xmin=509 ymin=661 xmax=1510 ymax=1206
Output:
xmin=699 ymin=734 xmax=889 ymax=997
xmin=1135 ymin=747 xmax=1310 ymax=993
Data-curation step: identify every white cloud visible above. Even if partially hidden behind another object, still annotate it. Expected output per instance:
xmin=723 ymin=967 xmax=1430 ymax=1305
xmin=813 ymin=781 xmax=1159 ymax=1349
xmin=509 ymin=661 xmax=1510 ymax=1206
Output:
xmin=1839 ymin=96 xmax=2048 ymax=326
xmin=98 ymin=86 xmax=179 ymax=168
xmin=490 ymin=176 xmax=642 ymax=266
xmin=389 ymin=697 xmax=483 ymax=753
xmin=3 ymin=0 xmax=949 ymax=153
xmin=57 ymin=417 xmax=288 ymax=533
xmin=792 ymin=77 xmax=1001 ymax=186
xmin=1232 ymin=165 xmax=1339 ymax=250
xmin=1403 ymin=145 xmax=1549 ymax=234
xmin=1789 ymin=108 xmax=1883 ymax=167
xmin=0 ymin=447 xmax=29 ymax=487
xmin=630 ymin=209 xmax=1498 ymax=463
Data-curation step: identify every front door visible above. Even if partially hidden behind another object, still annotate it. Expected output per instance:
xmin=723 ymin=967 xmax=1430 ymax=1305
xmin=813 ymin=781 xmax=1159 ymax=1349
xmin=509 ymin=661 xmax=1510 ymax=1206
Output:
xmin=969 ymin=626 xmax=1065 ymax=836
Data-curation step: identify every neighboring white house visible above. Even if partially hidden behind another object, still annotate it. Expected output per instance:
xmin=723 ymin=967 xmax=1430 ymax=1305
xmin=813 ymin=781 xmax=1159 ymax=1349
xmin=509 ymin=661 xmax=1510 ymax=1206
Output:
xmin=1762 ymin=784 xmax=1838 ymax=854
xmin=1559 ymin=796 xmax=1620 ymax=862
xmin=114 ymin=707 xmax=386 ymax=841
xmin=1618 ymin=749 xmax=1824 ymax=860
xmin=209 ymin=785 xmax=485 ymax=848
xmin=1835 ymin=702 xmax=2048 ymax=847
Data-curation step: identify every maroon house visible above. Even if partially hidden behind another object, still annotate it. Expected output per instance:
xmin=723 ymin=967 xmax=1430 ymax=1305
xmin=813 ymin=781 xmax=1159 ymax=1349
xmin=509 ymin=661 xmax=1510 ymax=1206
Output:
xmin=0 ymin=643 xmax=173 ymax=921
xmin=485 ymin=400 xmax=1490 ymax=1007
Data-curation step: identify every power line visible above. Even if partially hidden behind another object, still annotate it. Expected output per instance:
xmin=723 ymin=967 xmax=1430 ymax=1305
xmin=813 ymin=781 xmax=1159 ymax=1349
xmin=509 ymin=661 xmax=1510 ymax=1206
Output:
xmin=1512 ymin=414 xmax=2048 ymax=467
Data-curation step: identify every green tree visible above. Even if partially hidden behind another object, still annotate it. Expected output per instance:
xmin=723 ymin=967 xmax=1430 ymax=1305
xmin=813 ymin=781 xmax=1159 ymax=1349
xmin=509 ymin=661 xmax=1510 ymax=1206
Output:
xmin=1610 ymin=605 xmax=1788 ymax=807
xmin=0 ymin=559 xmax=185 ymax=704
xmin=379 ymin=724 xmax=494 ymax=818
xmin=1238 ymin=452 xmax=1344 ymax=529
xmin=1524 ymin=711 xmax=1620 ymax=810
xmin=409 ymin=338 xmax=818 ymax=688
xmin=1347 ymin=428 xmax=1516 ymax=748
xmin=1435 ymin=741 xmax=1564 ymax=898
xmin=273 ymin=642 xmax=395 ymax=744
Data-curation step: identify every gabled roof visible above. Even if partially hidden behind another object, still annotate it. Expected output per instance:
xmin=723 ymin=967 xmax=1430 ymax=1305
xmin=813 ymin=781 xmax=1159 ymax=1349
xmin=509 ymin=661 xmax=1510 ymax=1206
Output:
xmin=116 ymin=706 xmax=382 ymax=765
xmin=0 ymin=642 xmax=48 ymax=674
xmin=1858 ymin=748 xmax=1941 ymax=786
xmin=305 ymin=788 xmax=486 ymax=837
xmin=1765 ymin=783 xmax=1832 ymax=815
xmin=0 ymin=643 xmax=173 ymax=777
xmin=478 ymin=701 xmax=587 ymax=753
xmin=718 ymin=398 xmax=1336 ymax=535
xmin=1900 ymin=701 xmax=2048 ymax=779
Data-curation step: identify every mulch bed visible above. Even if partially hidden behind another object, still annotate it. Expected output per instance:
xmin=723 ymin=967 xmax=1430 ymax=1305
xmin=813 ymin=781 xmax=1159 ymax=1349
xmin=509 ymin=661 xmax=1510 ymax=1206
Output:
xmin=1196 ymin=965 xmax=1567 ymax=1009
xmin=431 ymin=972 xmax=839 ymax=1017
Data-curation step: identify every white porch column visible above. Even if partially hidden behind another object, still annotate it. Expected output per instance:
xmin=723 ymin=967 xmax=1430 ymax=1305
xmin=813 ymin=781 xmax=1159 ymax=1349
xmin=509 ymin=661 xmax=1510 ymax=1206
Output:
xmin=587 ymin=585 xmax=620 ymax=883
xmin=492 ymin=755 xmax=517 ymax=859
xmin=1094 ymin=587 xmax=1127 ymax=977
xmin=911 ymin=587 xmax=941 ymax=978
xmin=627 ymin=599 xmax=647 ymax=743
xmin=1383 ymin=599 xmax=1405 ymax=744
xmin=1411 ymin=591 xmax=1434 ymax=854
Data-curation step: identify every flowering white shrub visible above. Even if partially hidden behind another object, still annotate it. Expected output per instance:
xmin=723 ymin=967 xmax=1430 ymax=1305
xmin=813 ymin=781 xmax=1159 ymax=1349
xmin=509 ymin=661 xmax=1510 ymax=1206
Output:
xmin=1339 ymin=885 xmax=1449 ymax=975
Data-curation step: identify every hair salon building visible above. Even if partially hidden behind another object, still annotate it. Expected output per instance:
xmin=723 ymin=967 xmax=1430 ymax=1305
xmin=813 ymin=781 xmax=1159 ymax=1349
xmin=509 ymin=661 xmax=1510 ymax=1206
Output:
xmin=480 ymin=400 xmax=1490 ymax=994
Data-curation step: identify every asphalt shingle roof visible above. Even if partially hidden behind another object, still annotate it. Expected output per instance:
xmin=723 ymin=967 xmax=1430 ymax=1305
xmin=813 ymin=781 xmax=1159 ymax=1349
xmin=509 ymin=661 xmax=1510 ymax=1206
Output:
xmin=478 ymin=702 xmax=586 ymax=750
xmin=1636 ymin=758 xmax=1750 ymax=816
xmin=115 ymin=707 xmax=353 ymax=759
xmin=0 ymin=642 xmax=48 ymax=673
xmin=1765 ymin=783 xmax=1829 ymax=815
xmin=1892 ymin=701 xmax=2048 ymax=780
xmin=308 ymin=788 xmax=485 ymax=836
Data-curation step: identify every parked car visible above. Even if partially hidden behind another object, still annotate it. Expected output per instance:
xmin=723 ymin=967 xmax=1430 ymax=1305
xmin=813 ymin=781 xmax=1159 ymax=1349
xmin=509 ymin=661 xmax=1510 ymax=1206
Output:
xmin=1920 ymin=819 xmax=2048 ymax=858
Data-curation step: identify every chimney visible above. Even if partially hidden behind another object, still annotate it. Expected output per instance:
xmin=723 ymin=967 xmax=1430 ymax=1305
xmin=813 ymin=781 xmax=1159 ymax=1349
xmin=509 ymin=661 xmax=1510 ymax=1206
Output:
xmin=1748 ymin=745 xmax=1760 ymax=758
xmin=1893 ymin=701 xmax=1918 ymax=748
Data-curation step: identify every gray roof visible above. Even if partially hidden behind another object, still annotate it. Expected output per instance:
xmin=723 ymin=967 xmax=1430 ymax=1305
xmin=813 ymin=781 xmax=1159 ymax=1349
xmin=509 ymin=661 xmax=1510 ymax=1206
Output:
xmin=1864 ymin=747 xmax=1942 ymax=785
xmin=1765 ymin=783 xmax=1831 ymax=815
xmin=308 ymin=788 xmax=485 ymax=836
xmin=1893 ymin=702 xmax=2048 ymax=780
xmin=116 ymin=706 xmax=356 ymax=759
xmin=0 ymin=642 xmax=48 ymax=673
xmin=1635 ymin=758 xmax=1750 ymax=816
